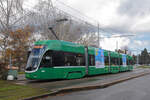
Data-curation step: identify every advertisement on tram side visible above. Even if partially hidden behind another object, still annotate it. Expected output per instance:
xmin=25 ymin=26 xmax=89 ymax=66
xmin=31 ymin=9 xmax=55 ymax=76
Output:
xmin=95 ymin=49 xmax=105 ymax=68
xmin=122 ymin=54 xmax=127 ymax=67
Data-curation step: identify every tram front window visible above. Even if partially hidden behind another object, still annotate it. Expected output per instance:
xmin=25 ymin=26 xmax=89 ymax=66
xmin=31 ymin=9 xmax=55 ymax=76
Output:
xmin=26 ymin=45 xmax=46 ymax=71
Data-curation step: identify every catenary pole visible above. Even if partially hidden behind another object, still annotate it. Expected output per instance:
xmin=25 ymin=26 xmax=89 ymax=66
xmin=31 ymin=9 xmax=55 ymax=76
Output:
xmin=98 ymin=23 xmax=100 ymax=48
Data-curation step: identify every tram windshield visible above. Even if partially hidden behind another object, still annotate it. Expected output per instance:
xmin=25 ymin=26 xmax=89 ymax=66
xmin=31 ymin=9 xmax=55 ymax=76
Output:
xmin=26 ymin=45 xmax=46 ymax=71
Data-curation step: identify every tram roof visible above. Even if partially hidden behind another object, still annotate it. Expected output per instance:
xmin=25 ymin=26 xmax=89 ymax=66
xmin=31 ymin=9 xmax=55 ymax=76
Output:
xmin=35 ymin=40 xmax=85 ymax=54
xmin=34 ymin=40 xmax=132 ymax=59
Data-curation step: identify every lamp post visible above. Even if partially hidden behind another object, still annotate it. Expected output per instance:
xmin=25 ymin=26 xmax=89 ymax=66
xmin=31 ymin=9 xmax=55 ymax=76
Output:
xmin=98 ymin=23 xmax=100 ymax=48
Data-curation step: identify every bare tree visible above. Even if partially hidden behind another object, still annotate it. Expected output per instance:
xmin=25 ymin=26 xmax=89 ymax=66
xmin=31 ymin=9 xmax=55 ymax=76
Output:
xmin=25 ymin=0 xmax=98 ymax=46
xmin=120 ymin=45 xmax=131 ymax=54
xmin=0 ymin=0 xmax=26 ymax=61
xmin=76 ymin=32 xmax=98 ymax=47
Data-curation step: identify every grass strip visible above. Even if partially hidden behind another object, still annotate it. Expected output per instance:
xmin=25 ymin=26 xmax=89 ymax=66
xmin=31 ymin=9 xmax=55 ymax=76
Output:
xmin=137 ymin=66 xmax=150 ymax=68
xmin=0 ymin=80 xmax=48 ymax=100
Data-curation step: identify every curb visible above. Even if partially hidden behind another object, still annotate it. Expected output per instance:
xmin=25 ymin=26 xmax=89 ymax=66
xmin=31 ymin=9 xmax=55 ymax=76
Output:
xmin=23 ymin=71 xmax=150 ymax=100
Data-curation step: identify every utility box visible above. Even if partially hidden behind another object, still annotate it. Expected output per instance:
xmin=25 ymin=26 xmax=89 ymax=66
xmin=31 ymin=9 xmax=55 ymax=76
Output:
xmin=6 ymin=66 xmax=18 ymax=80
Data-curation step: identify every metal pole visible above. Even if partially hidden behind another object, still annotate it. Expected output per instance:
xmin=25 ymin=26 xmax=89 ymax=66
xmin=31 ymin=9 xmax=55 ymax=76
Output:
xmin=9 ymin=54 xmax=12 ymax=69
xmin=136 ymin=51 xmax=139 ymax=66
xmin=98 ymin=23 xmax=100 ymax=48
xmin=49 ymin=27 xmax=60 ymax=40
xmin=137 ymin=55 xmax=139 ymax=66
xmin=116 ymin=41 xmax=118 ymax=50
xmin=108 ymin=51 xmax=111 ymax=72
xmin=85 ymin=46 xmax=89 ymax=75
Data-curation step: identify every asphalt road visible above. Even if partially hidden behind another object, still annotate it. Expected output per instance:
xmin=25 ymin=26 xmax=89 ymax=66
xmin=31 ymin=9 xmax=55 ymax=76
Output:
xmin=44 ymin=74 xmax=150 ymax=100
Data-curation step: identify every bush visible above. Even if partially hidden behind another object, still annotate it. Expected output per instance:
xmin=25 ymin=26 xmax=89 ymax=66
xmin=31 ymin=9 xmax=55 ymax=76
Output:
xmin=0 ymin=62 xmax=8 ymax=80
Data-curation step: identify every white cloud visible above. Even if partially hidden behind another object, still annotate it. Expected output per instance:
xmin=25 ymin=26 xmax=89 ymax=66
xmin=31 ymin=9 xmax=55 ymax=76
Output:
xmin=100 ymin=35 xmax=130 ymax=51
xmin=130 ymin=40 xmax=149 ymax=51
xmin=53 ymin=0 xmax=121 ymax=26
xmin=133 ymin=40 xmax=143 ymax=46
xmin=118 ymin=0 xmax=150 ymax=17
xmin=53 ymin=0 xmax=150 ymax=51
xmin=131 ymin=16 xmax=150 ymax=32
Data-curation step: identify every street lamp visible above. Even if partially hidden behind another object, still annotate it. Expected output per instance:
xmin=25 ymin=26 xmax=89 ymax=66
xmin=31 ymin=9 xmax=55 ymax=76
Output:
xmin=48 ymin=18 xmax=68 ymax=40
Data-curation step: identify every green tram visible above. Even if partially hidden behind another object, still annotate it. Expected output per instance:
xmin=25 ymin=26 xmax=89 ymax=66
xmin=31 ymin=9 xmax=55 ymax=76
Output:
xmin=25 ymin=40 xmax=133 ymax=80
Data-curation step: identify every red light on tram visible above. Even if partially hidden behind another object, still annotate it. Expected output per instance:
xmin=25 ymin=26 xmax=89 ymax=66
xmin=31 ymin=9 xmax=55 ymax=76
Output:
xmin=34 ymin=45 xmax=43 ymax=48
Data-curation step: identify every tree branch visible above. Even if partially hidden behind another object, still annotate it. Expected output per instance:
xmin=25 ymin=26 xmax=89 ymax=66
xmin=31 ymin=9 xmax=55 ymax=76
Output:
xmin=0 ymin=0 xmax=7 ymax=16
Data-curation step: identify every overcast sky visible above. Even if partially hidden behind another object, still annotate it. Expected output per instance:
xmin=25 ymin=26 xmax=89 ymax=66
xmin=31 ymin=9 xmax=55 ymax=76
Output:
xmin=27 ymin=0 xmax=150 ymax=53
xmin=51 ymin=0 xmax=150 ymax=53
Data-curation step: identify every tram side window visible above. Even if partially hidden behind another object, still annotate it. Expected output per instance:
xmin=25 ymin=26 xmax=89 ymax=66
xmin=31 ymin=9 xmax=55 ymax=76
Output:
xmin=76 ymin=54 xmax=85 ymax=66
xmin=129 ymin=60 xmax=134 ymax=65
xmin=110 ymin=57 xmax=114 ymax=65
xmin=40 ymin=51 xmax=53 ymax=67
xmin=89 ymin=55 xmax=95 ymax=66
xmin=40 ymin=51 xmax=86 ymax=67
xmin=111 ymin=57 xmax=119 ymax=66
xmin=104 ymin=56 xmax=109 ymax=66
xmin=64 ymin=52 xmax=77 ymax=66
xmin=120 ymin=58 xmax=123 ymax=65
xmin=116 ymin=58 xmax=119 ymax=65
xmin=127 ymin=58 xmax=129 ymax=65
xmin=53 ymin=51 xmax=65 ymax=66
xmin=128 ymin=59 xmax=133 ymax=65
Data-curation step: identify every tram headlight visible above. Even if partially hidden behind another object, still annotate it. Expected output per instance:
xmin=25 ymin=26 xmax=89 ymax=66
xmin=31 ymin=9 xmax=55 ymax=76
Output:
xmin=41 ymin=70 xmax=45 ymax=73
